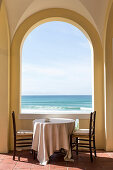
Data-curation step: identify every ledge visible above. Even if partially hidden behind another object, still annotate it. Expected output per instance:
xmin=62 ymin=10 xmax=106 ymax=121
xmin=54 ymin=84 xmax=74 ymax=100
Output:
xmin=19 ymin=112 xmax=90 ymax=120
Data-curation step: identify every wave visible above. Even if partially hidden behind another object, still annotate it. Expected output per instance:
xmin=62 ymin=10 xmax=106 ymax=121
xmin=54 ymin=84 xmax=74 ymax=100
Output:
xmin=21 ymin=108 xmax=91 ymax=114
xmin=80 ymin=107 xmax=92 ymax=110
xmin=22 ymin=105 xmax=81 ymax=110
xmin=22 ymin=105 xmax=92 ymax=111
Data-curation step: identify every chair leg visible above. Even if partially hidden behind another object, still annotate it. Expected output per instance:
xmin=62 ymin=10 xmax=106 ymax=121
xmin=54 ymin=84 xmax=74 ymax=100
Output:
xmin=13 ymin=149 xmax=16 ymax=160
xmin=89 ymin=137 xmax=93 ymax=162
xmin=18 ymin=154 xmax=20 ymax=161
xmin=70 ymin=134 xmax=73 ymax=158
xmin=13 ymin=140 xmax=16 ymax=160
xmin=76 ymin=137 xmax=78 ymax=155
xmin=33 ymin=150 xmax=36 ymax=160
xmin=18 ymin=150 xmax=23 ymax=161
xmin=93 ymin=136 xmax=96 ymax=157
xmin=70 ymin=135 xmax=72 ymax=151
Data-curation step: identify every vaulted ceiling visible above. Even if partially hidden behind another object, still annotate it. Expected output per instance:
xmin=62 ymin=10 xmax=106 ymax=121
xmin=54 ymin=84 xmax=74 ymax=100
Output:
xmin=4 ymin=0 xmax=111 ymax=41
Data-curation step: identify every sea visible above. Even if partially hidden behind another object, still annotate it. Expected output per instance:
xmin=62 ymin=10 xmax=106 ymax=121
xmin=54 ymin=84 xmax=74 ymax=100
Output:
xmin=21 ymin=95 xmax=92 ymax=114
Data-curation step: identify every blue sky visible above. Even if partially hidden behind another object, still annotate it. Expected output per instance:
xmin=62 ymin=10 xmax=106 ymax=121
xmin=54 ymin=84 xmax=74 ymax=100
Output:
xmin=22 ymin=21 xmax=92 ymax=95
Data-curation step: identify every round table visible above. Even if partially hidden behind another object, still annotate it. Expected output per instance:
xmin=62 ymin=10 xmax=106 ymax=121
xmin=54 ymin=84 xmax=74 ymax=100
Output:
xmin=32 ymin=118 xmax=75 ymax=165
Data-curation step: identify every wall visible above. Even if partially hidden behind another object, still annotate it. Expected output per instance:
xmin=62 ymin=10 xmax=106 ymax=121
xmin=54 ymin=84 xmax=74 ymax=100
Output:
xmin=0 ymin=0 xmax=10 ymax=153
xmin=10 ymin=8 xmax=105 ymax=150
xmin=105 ymin=3 xmax=113 ymax=151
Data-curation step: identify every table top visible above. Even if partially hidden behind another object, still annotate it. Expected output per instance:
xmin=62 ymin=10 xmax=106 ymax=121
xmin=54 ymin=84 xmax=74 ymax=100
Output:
xmin=33 ymin=118 xmax=75 ymax=124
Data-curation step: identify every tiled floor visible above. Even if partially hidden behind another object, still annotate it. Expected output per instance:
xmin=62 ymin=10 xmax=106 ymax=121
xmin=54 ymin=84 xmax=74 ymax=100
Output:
xmin=0 ymin=150 xmax=113 ymax=170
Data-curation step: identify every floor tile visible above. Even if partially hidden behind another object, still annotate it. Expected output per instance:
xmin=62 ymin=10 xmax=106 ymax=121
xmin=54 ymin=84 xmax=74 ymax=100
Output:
xmin=0 ymin=150 xmax=113 ymax=170
xmin=0 ymin=162 xmax=16 ymax=170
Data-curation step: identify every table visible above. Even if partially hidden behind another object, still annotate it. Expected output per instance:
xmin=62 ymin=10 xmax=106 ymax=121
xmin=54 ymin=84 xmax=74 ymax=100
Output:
xmin=32 ymin=118 xmax=75 ymax=165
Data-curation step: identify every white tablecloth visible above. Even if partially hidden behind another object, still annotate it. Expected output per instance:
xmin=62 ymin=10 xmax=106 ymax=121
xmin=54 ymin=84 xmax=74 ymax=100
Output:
xmin=32 ymin=118 xmax=75 ymax=165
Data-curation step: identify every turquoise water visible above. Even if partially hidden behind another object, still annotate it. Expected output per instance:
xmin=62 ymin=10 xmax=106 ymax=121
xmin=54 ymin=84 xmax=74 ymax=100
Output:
xmin=21 ymin=95 xmax=92 ymax=113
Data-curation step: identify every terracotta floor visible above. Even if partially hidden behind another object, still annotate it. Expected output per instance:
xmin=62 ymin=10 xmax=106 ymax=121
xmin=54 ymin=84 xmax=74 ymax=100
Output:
xmin=0 ymin=150 xmax=113 ymax=170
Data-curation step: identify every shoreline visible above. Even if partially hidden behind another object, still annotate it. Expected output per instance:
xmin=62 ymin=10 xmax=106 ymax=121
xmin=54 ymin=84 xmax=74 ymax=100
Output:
xmin=21 ymin=108 xmax=92 ymax=114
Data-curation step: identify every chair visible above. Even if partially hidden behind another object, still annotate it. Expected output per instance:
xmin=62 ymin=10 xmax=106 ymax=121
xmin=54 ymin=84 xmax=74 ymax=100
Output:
xmin=70 ymin=111 xmax=96 ymax=162
xmin=12 ymin=111 xmax=33 ymax=160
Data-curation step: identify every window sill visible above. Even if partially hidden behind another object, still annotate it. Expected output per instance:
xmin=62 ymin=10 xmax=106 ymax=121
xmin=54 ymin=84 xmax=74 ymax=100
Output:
xmin=19 ymin=112 xmax=90 ymax=120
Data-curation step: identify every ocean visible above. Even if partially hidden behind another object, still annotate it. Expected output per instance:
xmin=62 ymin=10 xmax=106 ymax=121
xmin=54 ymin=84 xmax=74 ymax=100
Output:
xmin=21 ymin=95 xmax=92 ymax=114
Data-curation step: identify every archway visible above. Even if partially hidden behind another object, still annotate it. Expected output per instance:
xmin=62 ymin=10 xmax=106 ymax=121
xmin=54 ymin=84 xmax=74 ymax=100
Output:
xmin=10 ymin=8 xmax=104 ymax=150
xmin=21 ymin=21 xmax=93 ymax=114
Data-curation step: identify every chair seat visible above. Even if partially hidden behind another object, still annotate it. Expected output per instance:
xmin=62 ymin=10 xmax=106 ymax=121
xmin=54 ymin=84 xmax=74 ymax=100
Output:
xmin=72 ymin=129 xmax=89 ymax=136
xmin=17 ymin=130 xmax=33 ymax=136
xmin=16 ymin=145 xmax=32 ymax=151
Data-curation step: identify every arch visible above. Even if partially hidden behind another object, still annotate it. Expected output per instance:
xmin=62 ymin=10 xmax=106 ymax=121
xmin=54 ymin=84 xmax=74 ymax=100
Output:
xmin=10 ymin=8 xmax=105 ymax=150
xmin=10 ymin=0 xmax=97 ymax=40
xmin=0 ymin=0 xmax=10 ymax=152
xmin=105 ymin=2 xmax=113 ymax=151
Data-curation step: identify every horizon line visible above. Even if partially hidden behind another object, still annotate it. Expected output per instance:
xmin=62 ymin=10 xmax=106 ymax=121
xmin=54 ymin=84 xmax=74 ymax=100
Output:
xmin=21 ymin=94 xmax=92 ymax=96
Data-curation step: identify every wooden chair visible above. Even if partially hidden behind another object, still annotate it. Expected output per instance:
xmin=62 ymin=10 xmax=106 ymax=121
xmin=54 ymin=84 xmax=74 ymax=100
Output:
xmin=70 ymin=111 xmax=96 ymax=162
xmin=12 ymin=111 xmax=33 ymax=160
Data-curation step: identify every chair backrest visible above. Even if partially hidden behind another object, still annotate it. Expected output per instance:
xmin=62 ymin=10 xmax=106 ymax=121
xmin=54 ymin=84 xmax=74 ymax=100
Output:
xmin=89 ymin=111 xmax=96 ymax=137
xmin=12 ymin=111 xmax=16 ymax=138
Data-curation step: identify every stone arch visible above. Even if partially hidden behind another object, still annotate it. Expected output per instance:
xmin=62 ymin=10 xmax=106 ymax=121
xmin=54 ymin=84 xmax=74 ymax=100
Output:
xmin=10 ymin=8 xmax=104 ymax=150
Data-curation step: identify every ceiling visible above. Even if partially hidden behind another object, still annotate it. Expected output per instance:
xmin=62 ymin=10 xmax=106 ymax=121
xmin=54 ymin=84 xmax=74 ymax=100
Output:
xmin=4 ymin=0 xmax=111 ymax=41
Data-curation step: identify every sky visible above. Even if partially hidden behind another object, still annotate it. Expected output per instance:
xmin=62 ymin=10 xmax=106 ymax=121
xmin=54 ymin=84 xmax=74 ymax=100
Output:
xmin=22 ymin=21 xmax=92 ymax=95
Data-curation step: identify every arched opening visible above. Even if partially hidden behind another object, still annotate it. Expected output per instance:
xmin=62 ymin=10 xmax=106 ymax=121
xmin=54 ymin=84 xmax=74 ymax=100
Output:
xmin=21 ymin=21 xmax=93 ymax=114
xmin=10 ymin=8 xmax=104 ymax=150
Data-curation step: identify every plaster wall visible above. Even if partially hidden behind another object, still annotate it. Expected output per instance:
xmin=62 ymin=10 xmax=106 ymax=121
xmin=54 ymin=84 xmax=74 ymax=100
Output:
xmin=4 ymin=0 xmax=96 ymax=40
xmin=0 ymin=1 xmax=10 ymax=153
xmin=80 ymin=0 xmax=109 ymax=40
xmin=105 ymin=3 xmax=113 ymax=151
xmin=4 ymin=0 xmax=110 ymax=42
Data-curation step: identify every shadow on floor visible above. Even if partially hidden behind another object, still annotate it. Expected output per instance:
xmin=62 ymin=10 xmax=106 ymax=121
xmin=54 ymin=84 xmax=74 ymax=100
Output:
xmin=0 ymin=150 xmax=113 ymax=170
